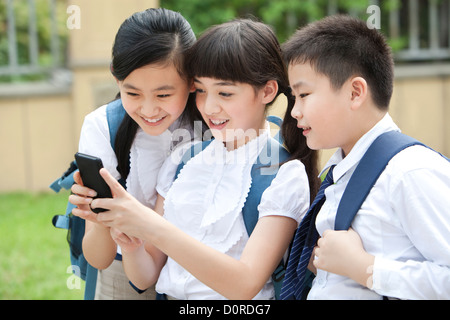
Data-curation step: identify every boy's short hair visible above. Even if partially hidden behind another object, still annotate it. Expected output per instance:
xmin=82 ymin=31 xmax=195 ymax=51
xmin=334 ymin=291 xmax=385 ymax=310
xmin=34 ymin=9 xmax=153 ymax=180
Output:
xmin=282 ymin=15 xmax=394 ymax=110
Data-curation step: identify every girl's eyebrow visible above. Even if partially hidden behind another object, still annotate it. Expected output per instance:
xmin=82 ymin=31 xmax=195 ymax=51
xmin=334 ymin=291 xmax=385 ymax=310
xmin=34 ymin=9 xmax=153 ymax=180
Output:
xmin=123 ymin=83 xmax=175 ymax=91
xmin=153 ymin=85 xmax=176 ymax=92
xmin=194 ymin=78 xmax=236 ymax=87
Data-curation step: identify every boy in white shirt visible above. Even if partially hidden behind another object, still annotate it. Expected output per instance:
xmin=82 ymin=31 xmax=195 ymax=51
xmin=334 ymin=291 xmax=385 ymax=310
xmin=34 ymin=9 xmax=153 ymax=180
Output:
xmin=281 ymin=15 xmax=450 ymax=299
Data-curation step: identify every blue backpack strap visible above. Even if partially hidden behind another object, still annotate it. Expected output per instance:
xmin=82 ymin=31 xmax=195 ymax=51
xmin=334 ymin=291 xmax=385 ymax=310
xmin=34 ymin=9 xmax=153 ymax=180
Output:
xmin=106 ymin=99 xmax=126 ymax=150
xmin=244 ymin=137 xmax=290 ymax=299
xmin=242 ymin=116 xmax=290 ymax=299
xmin=106 ymin=99 xmax=127 ymax=187
xmin=51 ymin=161 xmax=78 ymax=229
xmin=266 ymin=115 xmax=284 ymax=145
xmin=334 ymin=130 xmax=426 ymax=230
xmin=242 ymin=137 xmax=290 ymax=235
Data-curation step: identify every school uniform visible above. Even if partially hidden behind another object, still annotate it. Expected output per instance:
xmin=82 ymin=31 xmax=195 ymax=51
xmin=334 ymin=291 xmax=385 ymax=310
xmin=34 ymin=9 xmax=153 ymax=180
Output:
xmin=155 ymin=124 xmax=310 ymax=299
xmin=308 ymin=113 xmax=450 ymax=300
xmin=78 ymin=103 xmax=190 ymax=300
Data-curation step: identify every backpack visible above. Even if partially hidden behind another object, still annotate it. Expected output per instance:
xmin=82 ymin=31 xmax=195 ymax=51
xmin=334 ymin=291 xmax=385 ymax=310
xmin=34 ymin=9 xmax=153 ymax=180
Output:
xmin=50 ymin=99 xmax=126 ymax=300
xmin=334 ymin=130 xmax=450 ymax=231
xmin=173 ymin=115 xmax=291 ymax=299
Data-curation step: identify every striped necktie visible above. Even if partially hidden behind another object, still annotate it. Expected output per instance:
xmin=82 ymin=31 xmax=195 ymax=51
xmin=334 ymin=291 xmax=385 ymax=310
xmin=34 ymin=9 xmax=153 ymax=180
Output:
xmin=280 ymin=165 xmax=335 ymax=300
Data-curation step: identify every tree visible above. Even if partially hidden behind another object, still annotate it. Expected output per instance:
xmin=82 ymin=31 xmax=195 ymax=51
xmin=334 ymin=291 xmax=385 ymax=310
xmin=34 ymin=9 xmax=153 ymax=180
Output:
xmin=161 ymin=0 xmax=378 ymax=42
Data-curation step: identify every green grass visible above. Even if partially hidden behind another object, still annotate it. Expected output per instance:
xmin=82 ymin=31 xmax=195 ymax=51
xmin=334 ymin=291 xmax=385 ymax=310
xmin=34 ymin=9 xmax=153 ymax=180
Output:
xmin=0 ymin=191 xmax=85 ymax=299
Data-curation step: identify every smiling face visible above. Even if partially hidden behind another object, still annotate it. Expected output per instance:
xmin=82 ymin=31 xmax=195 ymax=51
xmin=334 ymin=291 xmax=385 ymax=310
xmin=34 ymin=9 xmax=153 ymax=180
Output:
xmin=193 ymin=77 xmax=275 ymax=150
xmin=117 ymin=63 xmax=192 ymax=136
xmin=288 ymin=62 xmax=358 ymax=155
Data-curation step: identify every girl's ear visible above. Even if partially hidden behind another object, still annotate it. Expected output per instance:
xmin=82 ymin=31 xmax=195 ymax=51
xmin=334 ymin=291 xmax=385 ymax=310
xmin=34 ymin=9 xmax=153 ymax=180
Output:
xmin=261 ymin=80 xmax=278 ymax=104
xmin=189 ymin=79 xmax=196 ymax=93
xmin=114 ymin=76 xmax=121 ymax=86
xmin=350 ymin=76 xmax=368 ymax=110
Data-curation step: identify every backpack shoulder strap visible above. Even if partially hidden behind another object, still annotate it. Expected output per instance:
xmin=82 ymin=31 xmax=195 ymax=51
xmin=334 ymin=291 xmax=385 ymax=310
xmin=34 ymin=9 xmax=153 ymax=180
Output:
xmin=243 ymin=117 xmax=290 ymax=300
xmin=245 ymin=136 xmax=290 ymax=300
xmin=334 ymin=130 xmax=425 ymax=230
xmin=242 ymin=136 xmax=290 ymax=235
xmin=106 ymin=99 xmax=126 ymax=150
xmin=266 ymin=115 xmax=284 ymax=145
xmin=106 ymin=99 xmax=127 ymax=187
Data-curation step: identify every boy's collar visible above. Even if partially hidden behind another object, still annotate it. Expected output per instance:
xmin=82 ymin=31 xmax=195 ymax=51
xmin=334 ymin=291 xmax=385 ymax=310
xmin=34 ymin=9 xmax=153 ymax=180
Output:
xmin=320 ymin=113 xmax=400 ymax=182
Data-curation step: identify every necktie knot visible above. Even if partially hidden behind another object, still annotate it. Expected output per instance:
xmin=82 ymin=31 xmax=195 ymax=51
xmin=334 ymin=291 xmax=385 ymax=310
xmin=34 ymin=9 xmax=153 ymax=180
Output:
xmin=320 ymin=165 xmax=335 ymax=194
xmin=310 ymin=165 xmax=335 ymax=210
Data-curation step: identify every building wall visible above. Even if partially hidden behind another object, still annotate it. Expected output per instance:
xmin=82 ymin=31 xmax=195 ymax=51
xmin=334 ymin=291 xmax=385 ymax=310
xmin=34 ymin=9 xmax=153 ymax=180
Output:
xmin=0 ymin=0 xmax=159 ymax=192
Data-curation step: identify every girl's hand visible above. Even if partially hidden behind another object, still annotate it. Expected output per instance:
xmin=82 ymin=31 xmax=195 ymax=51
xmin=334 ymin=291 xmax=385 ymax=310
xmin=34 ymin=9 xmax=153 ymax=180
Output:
xmin=93 ymin=168 xmax=156 ymax=239
xmin=313 ymin=228 xmax=375 ymax=288
xmin=69 ymin=171 xmax=101 ymax=224
xmin=110 ymin=227 xmax=143 ymax=253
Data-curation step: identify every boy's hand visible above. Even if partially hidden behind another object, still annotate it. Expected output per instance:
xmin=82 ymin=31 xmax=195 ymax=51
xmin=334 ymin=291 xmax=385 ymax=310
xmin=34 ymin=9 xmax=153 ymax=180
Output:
xmin=313 ymin=228 xmax=375 ymax=288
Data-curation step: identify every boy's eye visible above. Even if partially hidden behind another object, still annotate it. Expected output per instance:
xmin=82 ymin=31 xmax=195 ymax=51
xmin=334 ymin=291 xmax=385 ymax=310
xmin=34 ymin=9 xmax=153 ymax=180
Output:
xmin=126 ymin=92 xmax=139 ymax=97
xmin=299 ymin=93 xmax=309 ymax=98
xmin=219 ymin=92 xmax=233 ymax=97
xmin=157 ymin=94 xmax=171 ymax=98
xmin=195 ymin=88 xmax=205 ymax=94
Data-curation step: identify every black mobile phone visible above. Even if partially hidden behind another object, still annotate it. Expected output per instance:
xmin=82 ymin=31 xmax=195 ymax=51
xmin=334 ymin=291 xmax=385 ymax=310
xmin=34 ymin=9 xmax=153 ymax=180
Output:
xmin=74 ymin=152 xmax=112 ymax=213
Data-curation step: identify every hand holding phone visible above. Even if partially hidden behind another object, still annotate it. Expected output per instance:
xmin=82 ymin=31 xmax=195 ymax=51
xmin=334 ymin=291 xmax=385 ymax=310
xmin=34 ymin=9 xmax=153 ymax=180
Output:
xmin=74 ymin=152 xmax=112 ymax=213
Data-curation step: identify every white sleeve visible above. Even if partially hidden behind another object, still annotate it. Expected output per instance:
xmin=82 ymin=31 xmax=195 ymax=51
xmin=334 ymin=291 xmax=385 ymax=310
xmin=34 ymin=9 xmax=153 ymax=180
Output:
xmin=257 ymin=159 xmax=310 ymax=225
xmin=78 ymin=104 xmax=120 ymax=179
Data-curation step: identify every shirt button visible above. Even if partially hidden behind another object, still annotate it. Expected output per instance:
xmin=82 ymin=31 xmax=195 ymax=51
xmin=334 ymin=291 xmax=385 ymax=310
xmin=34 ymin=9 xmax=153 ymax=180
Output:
xmin=316 ymin=276 xmax=327 ymax=287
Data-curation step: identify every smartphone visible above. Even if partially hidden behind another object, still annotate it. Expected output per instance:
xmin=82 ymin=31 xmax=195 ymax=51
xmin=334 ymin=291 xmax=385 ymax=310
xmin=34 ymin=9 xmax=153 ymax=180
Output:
xmin=74 ymin=152 xmax=112 ymax=213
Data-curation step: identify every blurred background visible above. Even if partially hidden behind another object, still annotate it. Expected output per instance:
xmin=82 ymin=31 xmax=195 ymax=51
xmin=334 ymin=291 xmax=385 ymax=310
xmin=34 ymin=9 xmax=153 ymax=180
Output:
xmin=0 ymin=0 xmax=449 ymax=299
xmin=1 ymin=0 xmax=450 ymax=193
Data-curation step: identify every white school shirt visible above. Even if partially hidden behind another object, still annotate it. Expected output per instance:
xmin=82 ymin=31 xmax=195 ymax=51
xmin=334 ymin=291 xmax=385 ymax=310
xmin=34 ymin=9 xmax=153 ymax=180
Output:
xmin=78 ymin=104 xmax=189 ymax=253
xmin=308 ymin=113 xmax=450 ymax=300
xmin=155 ymin=126 xmax=310 ymax=300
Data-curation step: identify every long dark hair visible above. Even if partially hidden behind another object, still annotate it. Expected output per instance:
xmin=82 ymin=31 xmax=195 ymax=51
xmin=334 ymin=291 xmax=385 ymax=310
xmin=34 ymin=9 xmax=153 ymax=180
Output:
xmin=110 ymin=8 xmax=204 ymax=180
xmin=186 ymin=19 xmax=320 ymax=200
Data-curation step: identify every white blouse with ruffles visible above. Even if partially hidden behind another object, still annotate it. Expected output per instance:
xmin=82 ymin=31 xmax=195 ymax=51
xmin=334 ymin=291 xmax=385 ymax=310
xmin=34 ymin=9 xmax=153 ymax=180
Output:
xmin=155 ymin=126 xmax=311 ymax=300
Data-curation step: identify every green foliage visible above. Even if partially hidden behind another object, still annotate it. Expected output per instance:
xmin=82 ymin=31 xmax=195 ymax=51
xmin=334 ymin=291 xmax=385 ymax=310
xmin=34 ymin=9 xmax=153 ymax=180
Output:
xmin=162 ymin=0 xmax=406 ymax=47
xmin=161 ymin=0 xmax=390 ymax=42
xmin=0 ymin=0 xmax=68 ymax=82
xmin=0 ymin=191 xmax=84 ymax=299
